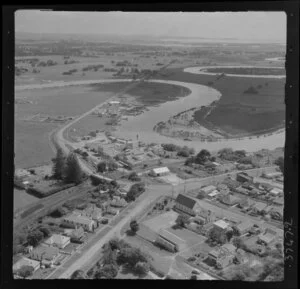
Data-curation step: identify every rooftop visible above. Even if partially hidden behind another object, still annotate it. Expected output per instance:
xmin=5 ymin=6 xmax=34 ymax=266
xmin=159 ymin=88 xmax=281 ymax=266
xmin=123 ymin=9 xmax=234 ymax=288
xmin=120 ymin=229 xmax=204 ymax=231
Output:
xmin=13 ymin=257 xmax=40 ymax=272
xmin=152 ymin=167 xmax=170 ymax=174
xmin=158 ymin=229 xmax=186 ymax=246
xmin=214 ymin=219 xmax=230 ymax=229
xmin=44 ymin=234 xmax=70 ymax=246
xmin=175 ymin=194 xmax=196 ymax=210
xmin=64 ymin=214 xmax=95 ymax=226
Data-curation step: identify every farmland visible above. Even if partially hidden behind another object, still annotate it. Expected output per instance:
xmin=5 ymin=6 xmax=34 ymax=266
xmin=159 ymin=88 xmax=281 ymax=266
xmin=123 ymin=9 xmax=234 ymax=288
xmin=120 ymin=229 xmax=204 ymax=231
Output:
xmin=159 ymin=66 xmax=285 ymax=137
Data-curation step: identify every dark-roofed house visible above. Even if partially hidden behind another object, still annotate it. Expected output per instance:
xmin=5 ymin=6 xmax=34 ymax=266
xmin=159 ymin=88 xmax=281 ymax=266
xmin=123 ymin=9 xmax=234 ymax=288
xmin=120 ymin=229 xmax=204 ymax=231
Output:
xmin=155 ymin=229 xmax=186 ymax=252
xmin=174 ymin=194 xmax=199 ymax=216
xmin=237 ymin=172 xmax=253 ymax=183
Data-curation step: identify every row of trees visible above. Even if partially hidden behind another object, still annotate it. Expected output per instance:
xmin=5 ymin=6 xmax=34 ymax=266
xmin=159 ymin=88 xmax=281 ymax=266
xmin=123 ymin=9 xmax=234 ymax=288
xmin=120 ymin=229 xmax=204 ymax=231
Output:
xmin=125 ymin=182 xmax=146 ymax=202
xmin=52 ymin=149 xmax=85 ymax=184
xmin=161 ymin=143 xmax=195 ymax=157
xmin=91 ymin=238 xmax=151 ymax=279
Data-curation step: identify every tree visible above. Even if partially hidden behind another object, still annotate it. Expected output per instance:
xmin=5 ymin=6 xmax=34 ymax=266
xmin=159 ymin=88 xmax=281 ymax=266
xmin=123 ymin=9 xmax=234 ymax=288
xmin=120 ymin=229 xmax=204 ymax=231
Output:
xmin=97 ymin=161 xmax=107 ymax=173
xmin=49 ymin=206 xmax=66 ymax=218
xmin=208 ymin=227 xmax=227 ymax=245
xmin=232 ymin=271 xmax=246 ymax=281
xmin=134 ymin=261 xmax=150 ymax=276
xmin=38 ymin=226 xmax=51 ymax=238
xmin=197 ymin=191 xmax=206 ymax=200
xmin=27 ymin=230 xmax=44 ymax=247
xmin=238 ymin=156 xmax=253 ymax=165
xmin=107 ymin=161 xmax=118 ymax=172
xmin=226 ymin=230 xmax=234 ymax=242
xmin=103 ymin=246 xmax=118 ymax=266
xmin=117 ymin=247 xmax=149 ymax=268
xmin=218 ymin=148 xmax=234 ymax=160
xmin=17 ymin=265 xmax=34 ymax=279
xmin=175 ymin=215 xmax=189 ymax=228
xmin=128 ymin=172 xmax=141 ymax=182
xmin=71 ymin=270 xmax=86 ymax=279
xmin=95 ymin=264 xmax=118 ymax=279
xmin=232 ymin=237 xmax=245 ymax=249
xmin=64 ymin=153 xmax=84 ymax=184
xmin=130 ymin=220 xmax=139 ymax=234
xmin=195 ymin=149 xmax=211 ymax=164
xmin=52 ymin=148 xmax=66 ymax=179
xmin=274 ymin=156 xmax=284 ymax=173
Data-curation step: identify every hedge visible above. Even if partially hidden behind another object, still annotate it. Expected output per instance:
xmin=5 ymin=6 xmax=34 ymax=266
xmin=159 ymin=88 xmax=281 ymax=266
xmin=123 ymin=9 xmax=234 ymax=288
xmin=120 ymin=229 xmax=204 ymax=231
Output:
xmin=26 ymin=183 xmax=75 ymax=198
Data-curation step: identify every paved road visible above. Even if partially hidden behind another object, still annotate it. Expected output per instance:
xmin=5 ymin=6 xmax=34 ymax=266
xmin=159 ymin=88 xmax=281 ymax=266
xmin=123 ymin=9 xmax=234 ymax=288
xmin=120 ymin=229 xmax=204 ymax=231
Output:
xmin=55 ymin=184 xmax=171 ymax=279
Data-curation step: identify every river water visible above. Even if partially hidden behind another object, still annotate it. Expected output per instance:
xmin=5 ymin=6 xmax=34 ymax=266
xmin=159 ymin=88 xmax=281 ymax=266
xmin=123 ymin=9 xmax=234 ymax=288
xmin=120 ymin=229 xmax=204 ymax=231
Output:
xmin=183 ymin=66 xmax=285 ymax=79
xmin=114 ymin=79 xmax=285 ymax=152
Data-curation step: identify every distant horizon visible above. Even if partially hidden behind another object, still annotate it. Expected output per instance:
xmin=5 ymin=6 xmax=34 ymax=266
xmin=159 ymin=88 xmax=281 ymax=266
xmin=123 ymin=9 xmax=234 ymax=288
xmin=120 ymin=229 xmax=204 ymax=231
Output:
xmin=15 ymin=11 xmax=286 ymax=44
xmin=15 ymin=31 xmax=286 ymax=45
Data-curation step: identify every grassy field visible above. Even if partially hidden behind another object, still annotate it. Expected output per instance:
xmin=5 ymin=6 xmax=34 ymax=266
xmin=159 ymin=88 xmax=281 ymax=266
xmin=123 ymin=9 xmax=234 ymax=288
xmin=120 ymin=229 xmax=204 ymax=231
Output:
xmin=160 ymin=67 xmax=285 ymax=136
xmin=91 ymin=81 xmax=191 ymax=106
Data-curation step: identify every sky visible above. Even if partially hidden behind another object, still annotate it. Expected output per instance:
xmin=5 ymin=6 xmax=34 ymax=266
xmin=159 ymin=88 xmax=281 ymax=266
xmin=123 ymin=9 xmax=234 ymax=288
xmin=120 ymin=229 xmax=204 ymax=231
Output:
xmin=15 ymin=11 xmax=286 ymax=43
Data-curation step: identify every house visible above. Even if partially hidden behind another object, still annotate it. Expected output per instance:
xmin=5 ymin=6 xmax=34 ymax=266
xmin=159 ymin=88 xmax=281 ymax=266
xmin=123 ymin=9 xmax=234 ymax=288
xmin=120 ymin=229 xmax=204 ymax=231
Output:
xmin=252 ymin=202 xmax=268 ymax=214
xmin=82 ymin=205 xmax=103 ymax=222
xmin=235 ymin=221 xmax=253 ymax=235
xmin=150 ymin=167 xmax=170 ymax=177
xmin=13 ymin=257 xmax=40 ymax=274
xmin=238 ymin=197 xmax=255 ymax=210
xmin=236 ymin=172 xmax=253 ymax=183
xmin=201 ymin=185 xmax=217 ymax=194
xmin=220 ymin=194 xmax=240 ymax=206
xmin=106 ymin=206 xmax=120 ymax=215
xmin=264 ymin=172 xmax=282 ymax=179
xmin=193 ymin=209 xmax=215 ymax=225
xmin=269 ymin=187 xmax=283 ymax=197
xmin=273 ymin=197 xmax=284 ymax=206
xmin=63 ymin=214 xmax=96 ymax=232
xmin=155 ymin=229 xmax=186 ymax=252
xmin=174 ymin=194 xmax=199 ymax=216
xmin=207 ymin=190 xmax=220 ymax=199
xmin=213 ymin=220 xmax=230 ymax=232
xmin=30 ymin=246 xmax=60 ymax=264
xmin=208 ymin=244 xmax=236 ymax=269
xmin=217 ymin=184 xmax=230 ymax=193
xmin=269 ymin=206 xmax=283 ymax=221
xmin=258 ymin=228 xmax=277 ymax=245
xmin=211 ymin=162 xmax=221 ymax=167
xmin=43 ymin=234 xmax=70 ymax=249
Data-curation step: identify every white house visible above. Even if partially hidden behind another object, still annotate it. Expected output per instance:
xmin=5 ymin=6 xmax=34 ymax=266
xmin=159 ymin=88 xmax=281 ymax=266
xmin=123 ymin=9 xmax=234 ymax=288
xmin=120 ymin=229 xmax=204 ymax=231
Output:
xmin=150 ymin=167 xmax=170 ymax=177
xmin=269 ymin=187 xmax=283 ymax=197
xmin=43 ymin=234 xmax=70 ymax=249
xmin=213 ymin=220 xmax=230 ymax=232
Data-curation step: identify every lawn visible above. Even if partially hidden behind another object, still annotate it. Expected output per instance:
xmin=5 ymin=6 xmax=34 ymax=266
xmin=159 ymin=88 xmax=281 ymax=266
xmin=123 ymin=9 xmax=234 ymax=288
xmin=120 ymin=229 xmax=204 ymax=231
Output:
xmin=142 ymin=210 xmax=179 ymax=233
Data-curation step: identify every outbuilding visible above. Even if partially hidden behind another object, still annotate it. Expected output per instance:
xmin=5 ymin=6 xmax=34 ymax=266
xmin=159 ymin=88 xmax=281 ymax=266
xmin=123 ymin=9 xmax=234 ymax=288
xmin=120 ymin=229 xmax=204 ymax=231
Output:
xmin=150 ymin=167 xmax=170 ymax=177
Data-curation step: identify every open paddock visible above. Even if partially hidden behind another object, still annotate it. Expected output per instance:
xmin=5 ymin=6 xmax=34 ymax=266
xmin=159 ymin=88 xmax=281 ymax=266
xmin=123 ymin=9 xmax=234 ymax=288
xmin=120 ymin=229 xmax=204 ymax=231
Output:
xmin=142 ymin=210 xmax=179 ymax=233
